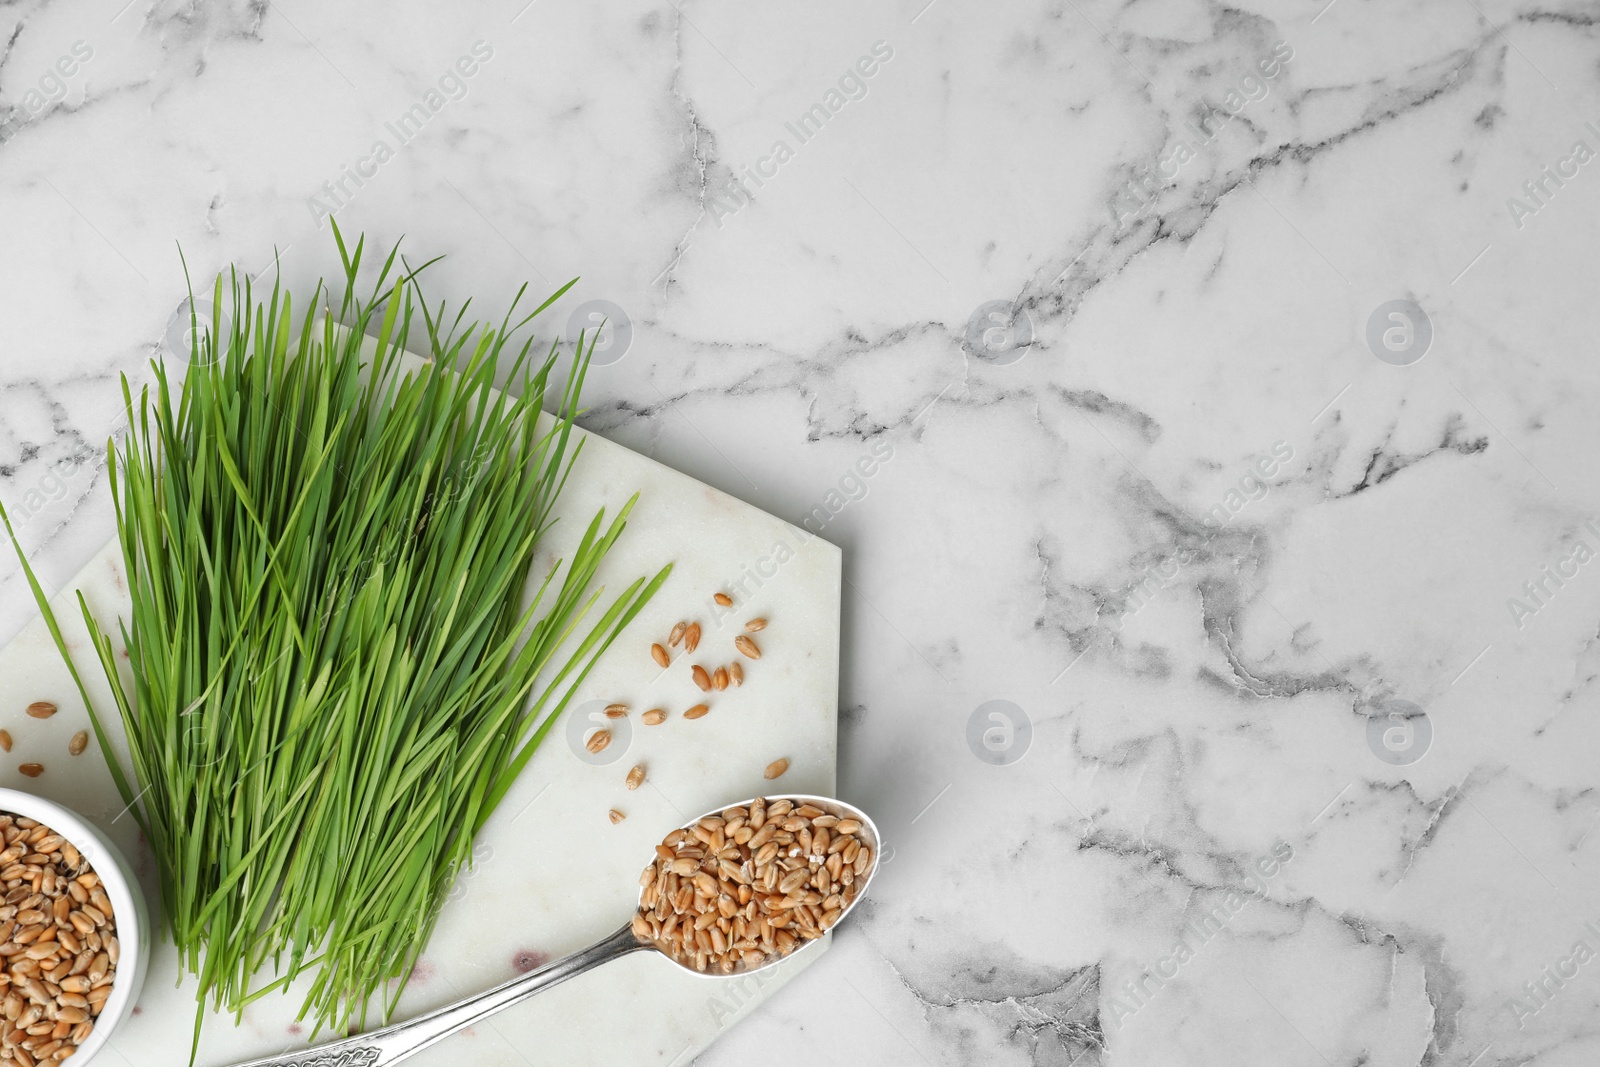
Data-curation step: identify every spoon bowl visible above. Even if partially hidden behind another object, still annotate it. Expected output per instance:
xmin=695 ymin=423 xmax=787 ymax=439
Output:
xmin=640 ymin=793 xmax=881 ymax=978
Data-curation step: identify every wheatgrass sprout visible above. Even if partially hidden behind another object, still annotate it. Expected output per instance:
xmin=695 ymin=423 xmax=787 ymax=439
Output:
xmin=0 ymin=227 xmax=669 ymax=1052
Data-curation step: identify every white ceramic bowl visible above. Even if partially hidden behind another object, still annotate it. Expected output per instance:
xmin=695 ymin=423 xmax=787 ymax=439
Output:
xmin=0 ymin=788 xmax=150 ymax=1065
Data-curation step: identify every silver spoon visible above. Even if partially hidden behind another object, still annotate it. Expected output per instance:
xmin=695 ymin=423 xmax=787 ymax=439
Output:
xmin=225 ymin=794 xmax=880 ymax=1067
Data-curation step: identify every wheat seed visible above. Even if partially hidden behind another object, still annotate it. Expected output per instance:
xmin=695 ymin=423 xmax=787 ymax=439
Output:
xmin=714 ymin=593 xmax=733 ymax=607
xmin=634 ymin=798 xmax=871 ymax=974
xmin=734 ymin=635 xmax=761 ymax=659
xmin=0 ymin=731 xmax=10 ymax=753
xmin=691 ymin=665 xmax=712 ymax=691
xmin=684 ymin=623 xmax=702 ymax=653
xmin=609 ymin=809 xmax=626 ymax=825
xmin=0 ymin=813 xmax=118 ymax=1062
xmin=729 ymin=663 xmax=743 ymax=687
xmin=764 ymin=758 xmax=789 ymax=780
xmin=668 ymin=621 xmax=688 ymax=647
xmin=585 ymin=729 xmax=613 ymax=754
xmin=713 ymin=667 xmax=728 ymax=691
xmin=651 ymin=643 xmax=670 ymax=668
xmin=68 ymin=732 xmax=88 ymax=757
xmin=642 ymin=708 xmax=667 ymax=726
xmin=17 ymin=765 xmax=42 ymax=779
xmin=626 ymin=764 xmax=646 ymax=790
xmin=24 ymin=703 xmax=56 ymax=720
xmin=684 ymin=704 xmax=710 ymax=720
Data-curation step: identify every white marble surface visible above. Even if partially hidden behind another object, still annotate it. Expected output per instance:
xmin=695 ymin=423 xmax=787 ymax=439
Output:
xmin=2 ymin=0 xmax=1600 ymax=1064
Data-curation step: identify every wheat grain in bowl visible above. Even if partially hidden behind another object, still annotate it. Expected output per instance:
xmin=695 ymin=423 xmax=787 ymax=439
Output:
xmin=630 ymin=795 xmax=879 ymax=975
xmin=0 ymin=790 xmax=148 ymax=1067
xmin=0 ymin=810 xmax=119 ymax=1063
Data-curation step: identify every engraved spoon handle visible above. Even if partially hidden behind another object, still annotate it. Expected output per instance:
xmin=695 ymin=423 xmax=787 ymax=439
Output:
xmin=223 ymin=924 xmax=646 ymax=1067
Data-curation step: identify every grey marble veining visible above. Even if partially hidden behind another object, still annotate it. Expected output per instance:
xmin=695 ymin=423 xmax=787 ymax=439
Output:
xmin=2 ymin=0 xmax=1600 ymax=1064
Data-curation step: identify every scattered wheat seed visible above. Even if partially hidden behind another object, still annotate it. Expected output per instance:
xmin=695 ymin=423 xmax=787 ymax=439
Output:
xmin=604 ymin=703 xmax=629 ymax=719
xmin=68 ymin=732 xmax=88 ymax=757
xmin=0 ymin=731 xmax=11 ymax=753
xmin=713 ymin=667 xmax=729 ymax=691
xmin=626 ymin=764 xmax=646 ymax=791
xmin=669 ymin=621 xmax=688 ymax=647
xmin=744 ymin=618 xmax=767 ymax=632
xmin=585 ymin=729 xmax=613 ymax=755
xmin=734 ymin=635 xmax=761 ymax=660
xmin=684 ymin=622 xmax=702 ymax=653
xmin=609 ymin=809 xmax=626 ymax=824
xmin=642 ymin=708 xmax=667 ymax=726
xmin=691 ymin=665 xmax=712 ymax=691
xmin=684 ymin=704 xmax=710 ymax=720
xmin=24 ymin=703 xmax=56 ymax=720
xmin=764 ymin=758 xmax=790 ymax=780
xmin=651 ymin=643 xmax=670 ymax=668
xmin=714 ymin=593 xmax=733 ymax=607
xmin=17 ymin=765 xmax=43 ymax=779
xmin=729 ymin=662 xmax=743 ymax=687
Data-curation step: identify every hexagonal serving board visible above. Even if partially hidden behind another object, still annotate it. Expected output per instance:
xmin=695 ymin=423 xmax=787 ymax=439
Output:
xmin=0 ymin=343 xmax=841 ymax=1066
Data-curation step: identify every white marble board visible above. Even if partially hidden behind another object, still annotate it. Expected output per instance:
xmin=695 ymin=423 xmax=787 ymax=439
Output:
xmin=0 ymin=346 xmax=842 ymax=1066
